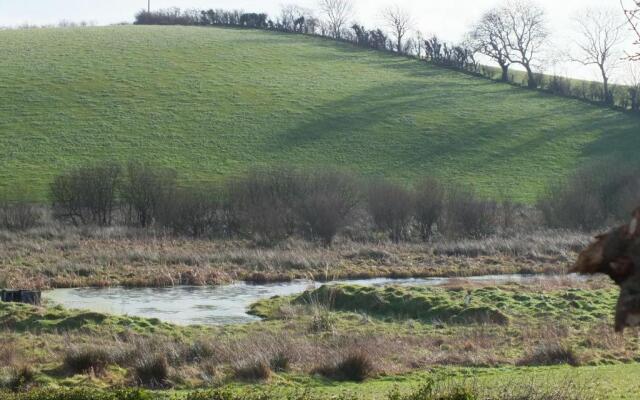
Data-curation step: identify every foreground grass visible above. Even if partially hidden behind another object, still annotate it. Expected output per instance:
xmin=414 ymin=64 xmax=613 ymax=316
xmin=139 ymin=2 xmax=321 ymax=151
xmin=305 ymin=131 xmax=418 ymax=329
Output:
xmin=0 ymin=26 xmax=639 ymax=201
xmin=2 ymin=278 xmax=639 ymax=395
xmin=4 ymin=364 xmax=640 ymax=399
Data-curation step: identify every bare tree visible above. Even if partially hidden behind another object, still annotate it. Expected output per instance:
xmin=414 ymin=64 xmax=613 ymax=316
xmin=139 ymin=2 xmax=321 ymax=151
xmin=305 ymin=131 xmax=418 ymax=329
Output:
xmin=501 ymin=0 xmax=549 ymax=88
xmin=413 ymin=30 xmax=425 ymax=58
xmin=572 ymin=8 xmax=625 ymax=105
xmin=280 ymin=4 xmax=315 ymax=33
xmin=622 ymin=0 xmax=640 ymax=60
xmin=318 ymin=0 xmax=353 ymax=39
xmin=381 ymin=5 xmax=414 ymax=53
xmin=470 ymin=9 xmax=511 ymax=81
xmin=626 ymin=62 xmax=640 ymax=111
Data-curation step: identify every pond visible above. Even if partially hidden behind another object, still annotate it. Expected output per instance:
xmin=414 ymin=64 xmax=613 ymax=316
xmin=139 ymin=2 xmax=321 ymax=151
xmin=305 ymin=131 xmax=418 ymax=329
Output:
xmin=43 ymin=274 xmax=581 ymax=326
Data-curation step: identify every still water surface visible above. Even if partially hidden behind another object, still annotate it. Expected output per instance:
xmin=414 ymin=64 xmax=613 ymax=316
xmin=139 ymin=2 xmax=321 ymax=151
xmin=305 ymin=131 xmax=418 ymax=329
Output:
xmin=43 ymin=274 xmax=579 ymax=326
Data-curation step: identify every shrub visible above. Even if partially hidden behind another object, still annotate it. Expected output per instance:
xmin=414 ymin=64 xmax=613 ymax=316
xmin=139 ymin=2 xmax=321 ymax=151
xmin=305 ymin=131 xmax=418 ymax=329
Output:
xmin=50 ymin=163 xmax=121 ymax=226
xmin=308 ymin=308 xmax=336 ymax=334
xmin=367 ymin=180 xmax=414 ymax=243
xmin=297 ymin=170 xmax=360 ymax=245
xmin=0 ymin=201 xmax=41 ymax=231
xmin=315 ymin=351 xmax=374 ymax=382
xmin=442 ymin=186 xmax=497 ymax=238
xmin=121 ymin=162 xmax=177 ymax=228
xmin=414 ymin=177 xmax=445 ymax=240
xmin=134 ymin=8 xmax=201 ymax=26
xmin=517 ymin=342 xmax=580 ymax=367
xmin=3 ymin=365 xmax=36 ymax=392
xmin=225 ymin=167 xmax=305 ymax=244
xmin=269 ymin=352 xmax=290 ymax=372
xmin=157 ymin=185 xmax=221 ymax=237
xmin=63 ymin=345 xmax=112 ymax=375
xmin=0 ymin=339 xmax=17 ymax=366
xmin=232 ymin=359 xmax=272 ymax=381
xmin=133 ymin=354 xmax=169 ymax=388
xmin=538 ymin=163 xmax=640 ymax=230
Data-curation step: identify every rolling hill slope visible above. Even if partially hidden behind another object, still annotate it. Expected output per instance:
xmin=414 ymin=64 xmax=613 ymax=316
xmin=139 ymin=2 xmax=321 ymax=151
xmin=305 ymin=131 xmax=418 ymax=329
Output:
xmin=0 ymin=25 xmax=638 ymax=202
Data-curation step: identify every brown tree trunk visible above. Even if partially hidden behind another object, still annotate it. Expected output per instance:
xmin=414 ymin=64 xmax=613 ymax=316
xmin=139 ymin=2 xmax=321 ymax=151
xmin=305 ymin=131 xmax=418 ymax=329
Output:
xmin=601 ymin=69 xmax=612 ymax=105
xmin=631 ymin=90 xmax=639 ymax=112
xmin=500 ymin=63 xmax=509 ymax=82
xmin=526 ymin=66 xmax=537 ymax=89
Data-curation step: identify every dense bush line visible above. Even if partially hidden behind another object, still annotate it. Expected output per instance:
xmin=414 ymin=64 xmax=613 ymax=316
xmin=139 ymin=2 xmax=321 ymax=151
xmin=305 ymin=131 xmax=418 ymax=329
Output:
xmin=1 ymin=161 xmax=637 ymax=242
xmin=133 ymin=7 xmax=640 ymax=113
xmin=42 ymin=162 xmax=513 ymax=244
xmin=538 ymin=163 xmax=640 ymax=230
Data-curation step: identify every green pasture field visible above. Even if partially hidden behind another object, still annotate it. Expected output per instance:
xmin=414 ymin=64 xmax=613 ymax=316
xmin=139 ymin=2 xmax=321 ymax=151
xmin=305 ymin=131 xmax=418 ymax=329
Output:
xmin=1 ymin=26 xmax=639 ymax=202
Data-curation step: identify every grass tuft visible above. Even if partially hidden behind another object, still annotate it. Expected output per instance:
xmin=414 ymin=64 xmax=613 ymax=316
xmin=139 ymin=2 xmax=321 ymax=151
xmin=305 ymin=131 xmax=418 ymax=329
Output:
xmin=315 ymin=351 xmax=375 ymax=382
xmin=133 ymin=353 xmax=170 ymax=388
xmin=232 ymin=359 xmax=272 ymax=382
xmin=518 ymin=342 xmax=581 ymax=367
xmin=63 ymin=345 xmax=113 ymax=375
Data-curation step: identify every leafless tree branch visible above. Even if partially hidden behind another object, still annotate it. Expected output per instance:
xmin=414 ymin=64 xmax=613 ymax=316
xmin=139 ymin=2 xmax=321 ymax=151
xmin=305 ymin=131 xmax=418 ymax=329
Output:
xmin=318 ymin=0 xmax=353 ymax=39
xmin=381 ymin=5 xmax=414 ymax=54
xmin=501 ymin=0 xmax=549 ymax=89
xmin=621 ymin=0 xmax=640 ymax=60
xmin=470 ymin=8 xmax=512 ymax=81
xmin=571 ymin=8 xmax=625 ymax=104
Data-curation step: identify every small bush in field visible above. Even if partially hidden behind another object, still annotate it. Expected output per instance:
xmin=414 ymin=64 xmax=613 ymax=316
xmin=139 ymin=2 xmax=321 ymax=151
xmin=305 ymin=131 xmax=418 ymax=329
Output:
xmin=443 ymin=186 xmax=497 ymax=239
xmin=157 ymin=185 xmax=221 ymax=237
xmin=0 ymin=201 xmax=42 ymax=231
xmin=225 ymin=167 xmax=304 ymax=244
xmin=538 ymin=163 xmax=640 ymax=230
xmin=232 ymin=359 xmax=272 ymax=381
xmin=64 ymin=345 xmax=112 ymax=375
xmin=367 ymin=180 xmax=414 ymax=243
xmin=269 ymin=352 xmax=290 ymax=372
xmin=50 ymin=163 xmax=121 ymax=226
xmin=2 ymin=365 xmax=36 ymax=392
xmin=133 ymin=354 xmax=169 ymax=387
xmin=122 ymin=161 xmax=178 ymax=228
xmin=414 ymin=177 xmax=445 ymax=240
xmin=297 ymin=170 xmax=360 ymax=246
xmin=316 ymin=351 xmax=374 ymax=382
xmin=309 ymin=309 xmax=336 ymax=334
xmin=517 ymin=342 xmax=580 ymax=367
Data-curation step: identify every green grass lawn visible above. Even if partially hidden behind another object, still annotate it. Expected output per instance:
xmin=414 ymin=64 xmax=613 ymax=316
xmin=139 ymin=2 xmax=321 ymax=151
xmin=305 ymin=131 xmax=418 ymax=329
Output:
xmin=0 ymin=26 xmax=639 ymax=202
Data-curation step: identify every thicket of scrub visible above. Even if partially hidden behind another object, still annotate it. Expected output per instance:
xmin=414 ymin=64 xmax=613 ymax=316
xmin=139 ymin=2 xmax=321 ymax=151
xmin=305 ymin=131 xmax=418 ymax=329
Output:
xmin=2 ymin=162 xmax=638 ymax=245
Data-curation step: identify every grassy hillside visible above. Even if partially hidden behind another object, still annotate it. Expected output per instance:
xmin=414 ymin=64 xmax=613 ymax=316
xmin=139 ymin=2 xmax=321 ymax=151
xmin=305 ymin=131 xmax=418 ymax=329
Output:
xmin=0 ymin=26 xmax=638 ymax=202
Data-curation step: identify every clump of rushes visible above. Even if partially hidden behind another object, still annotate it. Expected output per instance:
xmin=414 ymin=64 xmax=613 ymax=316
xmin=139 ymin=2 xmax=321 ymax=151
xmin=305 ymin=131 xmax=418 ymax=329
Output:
xmin=133 ymin=353 xmax=170 ymax=388
xmin=3 ymin=365 xmax=36 ymax=392
xmin=63 ymin=345 xmax=113 ymax=375
xmin=232 ymin=359 xmax=272 ymax=382
xmin=315 ymin=351 xmax=375 ymax=382
xmin=518 ymin=341 xmax=581 ymax=367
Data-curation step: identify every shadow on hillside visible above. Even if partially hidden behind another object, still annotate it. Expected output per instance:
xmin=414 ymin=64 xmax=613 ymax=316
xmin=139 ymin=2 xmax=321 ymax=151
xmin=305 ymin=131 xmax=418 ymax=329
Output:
xmin=264 ymin=78 xmax=640 ymax=188
xmin=579 ymin=113 xmax=640 ymax=164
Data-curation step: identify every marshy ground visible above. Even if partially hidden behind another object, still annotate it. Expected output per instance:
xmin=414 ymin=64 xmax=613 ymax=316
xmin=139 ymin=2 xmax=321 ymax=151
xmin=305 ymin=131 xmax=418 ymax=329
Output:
xmin=2 ymin=271 xmax=639 ymax=398
xmin=0 ymin=226 xmax=586 ymax=289
xmin=3 ymin=228 xmax=639 ymax=398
